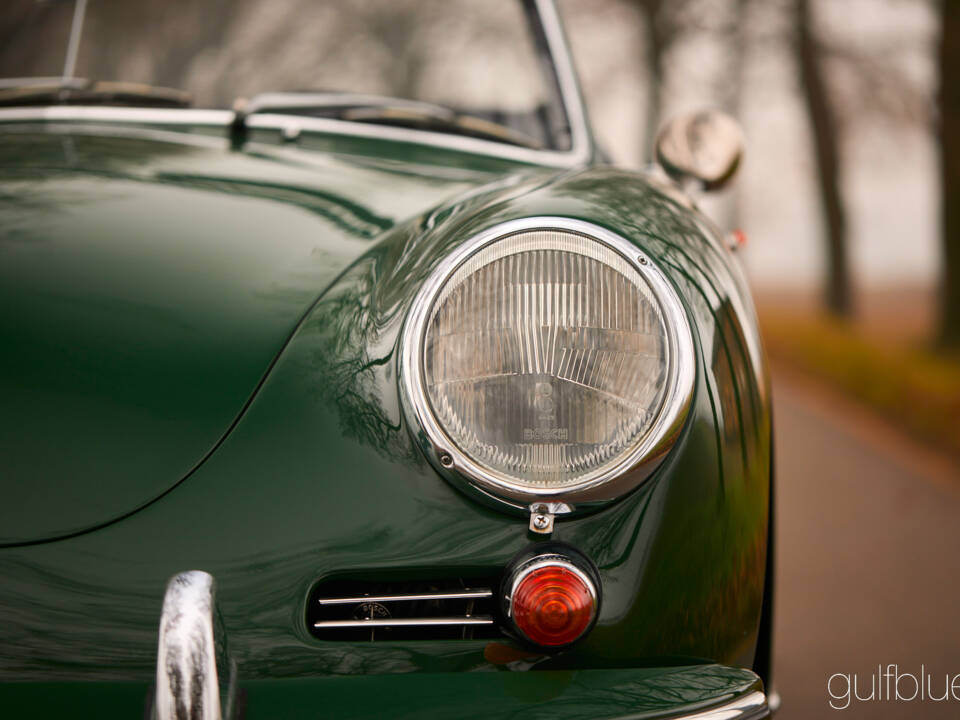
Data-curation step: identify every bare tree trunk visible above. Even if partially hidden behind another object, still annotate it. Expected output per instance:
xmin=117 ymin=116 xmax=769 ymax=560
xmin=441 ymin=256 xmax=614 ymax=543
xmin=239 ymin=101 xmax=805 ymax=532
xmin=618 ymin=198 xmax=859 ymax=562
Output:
xmin=642 ymin=11 xmax=664 ymax=162
xmin=940 ymin=0 xmax=960 ymax=347
xmin=725 ymin=0 xmax=752 ymax=230
xmin=796 ymin=0 xmax=851 ymax=316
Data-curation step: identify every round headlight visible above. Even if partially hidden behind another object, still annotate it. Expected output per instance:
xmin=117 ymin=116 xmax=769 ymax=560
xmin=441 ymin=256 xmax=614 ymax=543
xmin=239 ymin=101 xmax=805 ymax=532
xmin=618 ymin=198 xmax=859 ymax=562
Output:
xmin=400 ymin=218 xmax=694 ymax=512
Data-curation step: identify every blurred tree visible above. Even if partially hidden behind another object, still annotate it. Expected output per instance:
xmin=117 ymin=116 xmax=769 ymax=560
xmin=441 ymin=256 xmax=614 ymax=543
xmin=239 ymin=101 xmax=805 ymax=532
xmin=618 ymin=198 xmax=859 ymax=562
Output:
xmin=722 ymin=0 xmax=753 ymax=231
xmin=941 ymin=0 xmax=960 ymax=347
xmin=632 ymin=0 xmax=693 ymax=159
xmin=795 ymin=0 xmax=851 ymax=317
xmin=634 ymin=0 xmax=668 ymax=158
xmin=726 ymin=0 xmax=750 ymax=113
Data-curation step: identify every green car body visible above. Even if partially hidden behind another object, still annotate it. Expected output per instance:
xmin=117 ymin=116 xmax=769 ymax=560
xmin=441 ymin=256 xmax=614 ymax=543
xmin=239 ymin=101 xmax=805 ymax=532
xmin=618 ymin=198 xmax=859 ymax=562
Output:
xmin=0 ymin=7 xmax=773 ymax=719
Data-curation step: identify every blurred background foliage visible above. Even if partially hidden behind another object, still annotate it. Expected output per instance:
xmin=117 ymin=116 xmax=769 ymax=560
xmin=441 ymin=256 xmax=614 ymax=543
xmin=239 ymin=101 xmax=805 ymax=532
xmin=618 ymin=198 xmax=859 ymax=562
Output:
xmin=559 ymin=0 xmax=959 ymax=458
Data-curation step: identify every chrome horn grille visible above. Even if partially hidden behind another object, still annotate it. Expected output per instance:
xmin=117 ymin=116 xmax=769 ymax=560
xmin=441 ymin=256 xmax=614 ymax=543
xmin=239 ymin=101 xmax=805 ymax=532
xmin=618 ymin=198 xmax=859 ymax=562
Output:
xmin=308 ymin=578 xmax=504 ymax=641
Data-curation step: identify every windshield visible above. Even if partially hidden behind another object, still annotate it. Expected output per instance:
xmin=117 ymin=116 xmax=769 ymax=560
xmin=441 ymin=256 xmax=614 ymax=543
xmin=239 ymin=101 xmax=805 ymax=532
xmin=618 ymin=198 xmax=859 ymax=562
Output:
xmin=0 ymin=0 xmax=573 ymax=150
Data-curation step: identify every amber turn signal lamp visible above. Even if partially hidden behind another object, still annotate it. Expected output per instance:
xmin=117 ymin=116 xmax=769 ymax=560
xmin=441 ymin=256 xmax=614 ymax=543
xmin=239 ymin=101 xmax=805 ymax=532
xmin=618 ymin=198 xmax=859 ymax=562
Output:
xmin=505 ymin=554 xmax=598 ymax=648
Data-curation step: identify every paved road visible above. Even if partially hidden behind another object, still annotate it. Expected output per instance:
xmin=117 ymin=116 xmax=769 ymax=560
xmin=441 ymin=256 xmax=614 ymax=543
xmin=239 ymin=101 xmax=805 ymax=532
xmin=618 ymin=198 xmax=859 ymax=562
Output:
xmin=771 ymin=370 xmax=960 ymax=719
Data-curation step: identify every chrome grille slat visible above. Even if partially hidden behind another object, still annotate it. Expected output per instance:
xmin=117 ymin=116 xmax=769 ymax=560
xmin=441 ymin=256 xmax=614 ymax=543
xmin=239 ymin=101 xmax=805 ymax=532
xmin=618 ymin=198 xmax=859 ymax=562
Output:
xmin=308 ymin=577 xmax=504 ymax=642
xmin=317 ymin=589 xmax=492 ymax=605
xmin=314 ymin=616 xmax=494 ymax=629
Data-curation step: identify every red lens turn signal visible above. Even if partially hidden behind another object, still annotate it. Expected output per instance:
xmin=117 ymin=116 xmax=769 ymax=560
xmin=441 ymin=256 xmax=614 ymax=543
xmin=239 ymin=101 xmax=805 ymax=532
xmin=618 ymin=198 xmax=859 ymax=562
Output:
xmin=507 ymin=556 xmax=597 ymax=648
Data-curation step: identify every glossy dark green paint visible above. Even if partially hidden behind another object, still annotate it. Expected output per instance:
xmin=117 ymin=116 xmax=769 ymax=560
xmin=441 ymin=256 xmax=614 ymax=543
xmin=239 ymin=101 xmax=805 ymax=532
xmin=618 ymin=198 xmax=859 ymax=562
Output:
xmin=0 ymin=120 xmax=770 ymax=714
xmin=243 ymin=665 xmax=761 ymax=719
xmin=0 ymin=127 xmax=550 ymax=544
xmin=0 ymin=665 xmax=760 ymax=719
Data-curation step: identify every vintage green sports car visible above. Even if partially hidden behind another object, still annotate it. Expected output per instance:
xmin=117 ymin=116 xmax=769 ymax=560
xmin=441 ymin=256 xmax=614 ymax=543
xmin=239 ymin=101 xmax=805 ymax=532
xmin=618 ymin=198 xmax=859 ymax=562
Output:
xmin=0 ymin=0 xmax=774 ymax=718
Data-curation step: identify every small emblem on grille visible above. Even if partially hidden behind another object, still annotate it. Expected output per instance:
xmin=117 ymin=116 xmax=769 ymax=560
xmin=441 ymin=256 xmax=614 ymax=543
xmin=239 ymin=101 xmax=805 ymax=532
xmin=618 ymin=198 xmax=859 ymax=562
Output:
xmin=353 ymin=602 xmax=391 ymax=621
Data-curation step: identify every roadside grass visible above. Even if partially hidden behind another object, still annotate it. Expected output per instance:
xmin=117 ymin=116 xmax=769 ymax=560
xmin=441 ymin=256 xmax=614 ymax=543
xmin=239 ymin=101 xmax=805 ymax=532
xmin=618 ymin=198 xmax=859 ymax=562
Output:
xmin=759 ymin=311 xmax=960 ymax=458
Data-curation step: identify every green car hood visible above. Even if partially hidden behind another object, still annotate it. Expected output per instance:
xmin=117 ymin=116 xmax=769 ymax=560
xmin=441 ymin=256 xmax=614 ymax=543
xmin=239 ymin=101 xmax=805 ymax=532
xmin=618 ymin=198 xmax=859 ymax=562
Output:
xmin=0 ymin=126 xmax=544 ymax=545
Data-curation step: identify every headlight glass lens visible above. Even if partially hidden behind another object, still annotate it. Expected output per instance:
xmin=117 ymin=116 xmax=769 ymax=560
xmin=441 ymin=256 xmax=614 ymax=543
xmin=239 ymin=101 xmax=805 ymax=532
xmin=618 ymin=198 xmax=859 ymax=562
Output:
xmin=422 ymin=229 xmax=669 ymax=490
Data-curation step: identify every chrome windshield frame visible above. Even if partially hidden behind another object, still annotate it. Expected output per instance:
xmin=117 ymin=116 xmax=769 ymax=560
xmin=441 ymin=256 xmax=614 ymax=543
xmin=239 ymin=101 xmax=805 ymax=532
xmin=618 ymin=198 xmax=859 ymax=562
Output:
xmin=0 ymin=0 xmax=592 ymax=167
xmin=529 ymin=0 xmax=592 ymax=162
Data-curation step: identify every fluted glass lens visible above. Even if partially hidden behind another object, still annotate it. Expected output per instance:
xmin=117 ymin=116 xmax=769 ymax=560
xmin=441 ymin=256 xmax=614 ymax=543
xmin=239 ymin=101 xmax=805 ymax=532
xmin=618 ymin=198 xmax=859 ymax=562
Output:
xmin=423 ymin=230 xmax=669 ymax=489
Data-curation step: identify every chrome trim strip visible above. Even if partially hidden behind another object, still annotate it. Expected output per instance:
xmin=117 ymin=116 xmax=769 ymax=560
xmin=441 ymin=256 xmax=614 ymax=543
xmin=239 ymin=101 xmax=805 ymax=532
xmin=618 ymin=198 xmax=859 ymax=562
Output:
xmin=155 ymin=571 xmax=221 ymax=720
xmin=317 ymin=589 xmax=492 ymax=605
xmin=398 ymin=216 xmax=696 ymax=514
xmin=314 ymin=616 xmax=494 ymax=629
xmin=678 ymin=690 xmax=769 ymax=719
xmin=0 ymin=106 xmax=233 ymax=126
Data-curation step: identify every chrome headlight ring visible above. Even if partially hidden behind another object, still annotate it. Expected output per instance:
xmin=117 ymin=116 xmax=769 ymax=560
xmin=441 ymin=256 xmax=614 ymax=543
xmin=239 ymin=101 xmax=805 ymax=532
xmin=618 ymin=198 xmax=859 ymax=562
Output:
xmin=399 ymin=217 xmax=695 ymax=516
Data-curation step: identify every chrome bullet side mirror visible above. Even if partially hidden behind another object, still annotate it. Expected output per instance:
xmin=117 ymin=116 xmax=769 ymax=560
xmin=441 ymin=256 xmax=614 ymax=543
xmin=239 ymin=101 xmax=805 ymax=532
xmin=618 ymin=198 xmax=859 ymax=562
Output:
xmin=655 ymin=110 xmax=744 ymax=191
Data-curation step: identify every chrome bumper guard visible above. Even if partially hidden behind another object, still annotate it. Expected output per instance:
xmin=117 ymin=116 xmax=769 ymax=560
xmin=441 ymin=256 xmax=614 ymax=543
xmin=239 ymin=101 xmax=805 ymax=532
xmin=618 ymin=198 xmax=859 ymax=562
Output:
xmin=154 ymin=570 xmax=235 ymax=720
